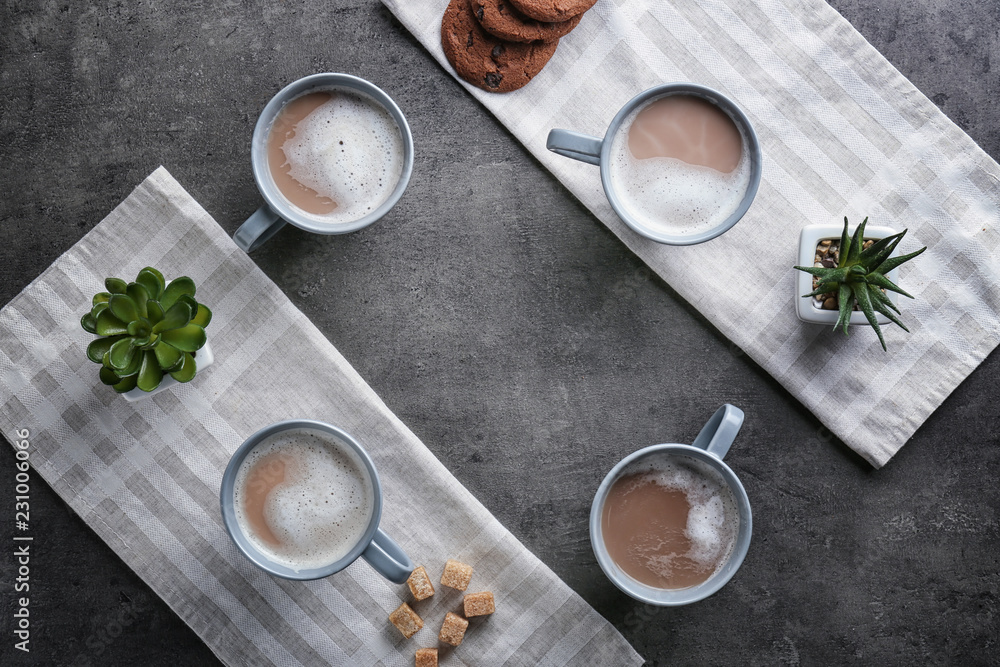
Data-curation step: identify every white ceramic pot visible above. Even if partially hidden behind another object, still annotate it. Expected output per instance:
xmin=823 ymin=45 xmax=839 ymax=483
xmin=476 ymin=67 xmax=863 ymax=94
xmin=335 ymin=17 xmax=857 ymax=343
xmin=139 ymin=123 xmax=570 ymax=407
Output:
xmin=795 ymin=224 xmax=900 ymax=325
xmin=122 ymin=341 xmax=214 ymax=402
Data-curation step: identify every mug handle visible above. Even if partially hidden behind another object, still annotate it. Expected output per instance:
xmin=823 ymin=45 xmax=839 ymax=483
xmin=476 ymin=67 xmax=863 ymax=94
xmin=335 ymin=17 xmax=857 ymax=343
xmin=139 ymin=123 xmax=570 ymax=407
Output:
xmin=361 ymin=527 xmax=414 ymax=584
xmin=234 ymin=205 xmax=286 ymax=253
xmin=546 ymin=129 xmax=603 ymax=166
xmin=691 ymin=404 xmax=745 ymax=459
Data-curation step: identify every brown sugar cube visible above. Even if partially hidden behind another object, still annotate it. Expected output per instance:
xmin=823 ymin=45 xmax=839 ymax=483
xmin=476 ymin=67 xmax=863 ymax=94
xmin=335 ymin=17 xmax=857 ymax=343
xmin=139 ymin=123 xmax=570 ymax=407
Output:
xmin=463 ymin=591 xmax=495 ymax=617
xmin=407 ymin=565 xmax=435 ymax=601
xmin=389 ymin=603 xmax=423 ymax=639
xmin=415 ymin=648 xmax=438 ymax=667
xmin=440 ymin=559 xmax=473 ymax=591
xmin=438 ymin=612 xmax=469 ymax=646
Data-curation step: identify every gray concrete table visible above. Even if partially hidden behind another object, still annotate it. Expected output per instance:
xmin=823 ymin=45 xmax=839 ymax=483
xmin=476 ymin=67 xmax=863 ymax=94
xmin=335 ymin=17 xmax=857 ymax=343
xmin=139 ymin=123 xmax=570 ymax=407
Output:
xmin=1 ymin=1 xmax=998 ymax=664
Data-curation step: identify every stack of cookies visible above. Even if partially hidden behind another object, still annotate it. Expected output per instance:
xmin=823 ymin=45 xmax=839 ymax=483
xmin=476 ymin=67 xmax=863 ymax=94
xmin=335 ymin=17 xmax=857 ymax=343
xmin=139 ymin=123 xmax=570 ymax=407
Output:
xmin=441 ymin=0 xmax=597 ymax=93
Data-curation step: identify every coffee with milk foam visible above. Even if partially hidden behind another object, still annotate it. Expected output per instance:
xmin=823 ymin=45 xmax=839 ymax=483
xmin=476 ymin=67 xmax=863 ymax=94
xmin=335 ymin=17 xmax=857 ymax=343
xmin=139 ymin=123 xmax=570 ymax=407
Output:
xmin=601 ymin=454 xmax=739 ymax=590
xmin=234 ymin=428 xmax=375 ymax=572
xmin=609 ymin=94 xmax=751 ymax=238
xmin=266 ymin=89 xmax=404 ymax=224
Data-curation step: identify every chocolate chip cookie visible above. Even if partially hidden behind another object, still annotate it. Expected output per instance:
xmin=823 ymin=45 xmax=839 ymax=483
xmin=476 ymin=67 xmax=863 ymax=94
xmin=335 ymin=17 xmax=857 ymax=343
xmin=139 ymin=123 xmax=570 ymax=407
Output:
xmin=441 ymin=0 xmax=559 ymax=93
xmin=470 ymin=0 xmax=582 ymax=43
xmin=506 ymin=0 xmax=597 ymax=23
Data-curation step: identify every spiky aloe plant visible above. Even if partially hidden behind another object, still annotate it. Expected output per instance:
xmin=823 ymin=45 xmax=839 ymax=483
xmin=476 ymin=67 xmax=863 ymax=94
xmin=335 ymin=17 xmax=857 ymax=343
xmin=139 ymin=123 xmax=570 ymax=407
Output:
xmin=80 ymin=267 xmax=212 ymax=393
xmin=795 ymin=217 xmax=926 ymax=350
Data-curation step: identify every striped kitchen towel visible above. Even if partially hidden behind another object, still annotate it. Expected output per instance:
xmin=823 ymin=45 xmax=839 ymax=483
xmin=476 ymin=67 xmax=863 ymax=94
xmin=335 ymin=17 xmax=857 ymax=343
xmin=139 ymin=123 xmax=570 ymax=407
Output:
xmin=0 ymin=167 xmax=642 ymax=667
xmin=383 ymin=0 xmax=1000 ymax=467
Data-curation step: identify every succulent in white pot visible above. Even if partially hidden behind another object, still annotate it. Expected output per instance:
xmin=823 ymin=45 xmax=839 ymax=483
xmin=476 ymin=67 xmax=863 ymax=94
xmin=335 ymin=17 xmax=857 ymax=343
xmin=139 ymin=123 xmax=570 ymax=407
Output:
xmin=81 ymin=266 xmax=214 ymax=400
xmin=794 ymin=217 xmax=926 ymax=350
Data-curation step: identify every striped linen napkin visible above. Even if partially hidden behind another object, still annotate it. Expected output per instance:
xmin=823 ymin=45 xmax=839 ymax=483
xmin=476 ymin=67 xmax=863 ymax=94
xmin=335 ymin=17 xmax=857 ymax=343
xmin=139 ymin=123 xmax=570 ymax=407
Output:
xmin=0 ymin=167 xmax=642 ymax=667
xmin=383 ymin=0 xmax=1000 ymax=467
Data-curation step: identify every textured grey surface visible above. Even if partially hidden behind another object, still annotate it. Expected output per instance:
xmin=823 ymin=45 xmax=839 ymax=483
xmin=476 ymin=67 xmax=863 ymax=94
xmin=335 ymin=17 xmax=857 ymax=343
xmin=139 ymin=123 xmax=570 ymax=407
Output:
xmin=1 ymin=1 xmax=998 ymax=665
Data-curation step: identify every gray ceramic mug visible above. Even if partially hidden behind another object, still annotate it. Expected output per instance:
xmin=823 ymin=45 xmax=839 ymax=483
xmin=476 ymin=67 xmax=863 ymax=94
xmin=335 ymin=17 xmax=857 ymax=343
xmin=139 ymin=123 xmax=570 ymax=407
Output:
xmin=234 ymin=73 xmax=414 ymax=252
xmin=590 ymin=404 xmax=752 ymax=605
xmin=547 ymin=83 xmax=762 ymax=245
xmin=220 ymin=419 xmax=414 ymax=583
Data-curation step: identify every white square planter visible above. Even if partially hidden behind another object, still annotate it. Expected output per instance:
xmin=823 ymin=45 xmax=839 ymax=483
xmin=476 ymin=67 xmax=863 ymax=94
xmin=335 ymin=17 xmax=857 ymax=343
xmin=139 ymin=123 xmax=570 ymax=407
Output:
xmin=795 ymin=224 xmax=900 ymax=325
xmin=122 ymin=341 xmax=214 ymax=402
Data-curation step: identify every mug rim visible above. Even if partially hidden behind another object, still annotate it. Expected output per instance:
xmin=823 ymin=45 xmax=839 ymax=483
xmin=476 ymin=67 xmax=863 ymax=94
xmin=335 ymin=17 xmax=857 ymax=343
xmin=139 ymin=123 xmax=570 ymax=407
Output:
xmin=219 ymin=419 xmax=384 ymax=580
xmin=250 ymin=72 xmax=415 ymax=235
xmin=599 ymin=82 xmax=762 ymax=246
xmin=589 ymin=443 xmax=752 ymax=606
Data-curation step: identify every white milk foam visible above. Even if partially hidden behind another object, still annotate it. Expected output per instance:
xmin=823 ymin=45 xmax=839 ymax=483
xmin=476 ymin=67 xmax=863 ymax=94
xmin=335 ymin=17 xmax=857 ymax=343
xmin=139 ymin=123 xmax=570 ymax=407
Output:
xmin=234 ymin=429 xmax=375 ymax=572
xmin=279 ymin=91 xmax=403 ymax=224
xmin=622 ymin=455 xmax=739 ymax=577
xmin=609 ymin=102 xmax=751 ymax=238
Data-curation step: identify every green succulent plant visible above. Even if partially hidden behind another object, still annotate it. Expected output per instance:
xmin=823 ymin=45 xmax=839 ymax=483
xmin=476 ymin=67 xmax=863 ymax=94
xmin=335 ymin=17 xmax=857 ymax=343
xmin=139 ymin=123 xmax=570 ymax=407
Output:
xmin=795 ymin=217 xmax=926 ymax=351
xmin=81 ymin=267 xmax=212 ymax=393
